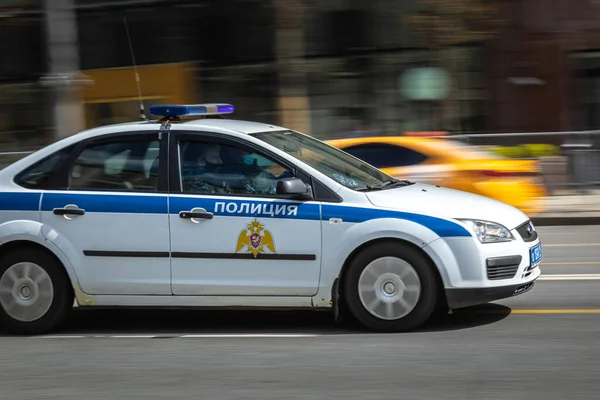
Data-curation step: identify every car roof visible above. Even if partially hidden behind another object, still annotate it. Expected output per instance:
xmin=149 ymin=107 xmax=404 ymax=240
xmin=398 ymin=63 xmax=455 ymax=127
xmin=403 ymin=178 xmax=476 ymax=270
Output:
xmin=326 ymin=136 xmax=448 ymax=147
xmin=326 ymin=135 xmax=510 ymax=161
xmin=326 ymin=136 xmax=455 ymax=157
xmin=180 ymin=118 xmax=286 ymax=134
xmin=79 ymin=118 xmax=286 ymax=137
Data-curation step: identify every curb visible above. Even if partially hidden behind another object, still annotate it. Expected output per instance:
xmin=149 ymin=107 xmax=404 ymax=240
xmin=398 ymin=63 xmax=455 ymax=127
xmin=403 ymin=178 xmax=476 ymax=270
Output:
xmin=531 ymin=216 xmax=600 ymax=226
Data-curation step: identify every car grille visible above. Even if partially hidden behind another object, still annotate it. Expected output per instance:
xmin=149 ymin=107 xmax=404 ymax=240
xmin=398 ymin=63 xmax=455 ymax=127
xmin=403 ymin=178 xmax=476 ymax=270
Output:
xmin=487 ymin=255 xmax=522 ymax=280
xmin=516 ymin=220 xmax=538 ymax=242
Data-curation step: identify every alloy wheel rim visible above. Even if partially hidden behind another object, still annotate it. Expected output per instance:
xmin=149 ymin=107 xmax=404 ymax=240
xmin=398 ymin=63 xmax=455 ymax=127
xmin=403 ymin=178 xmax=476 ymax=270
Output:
xmin=357 ymin=256 xmax=421 ymax=320
xmin=0 ymin=262 xmax=54 ymax=322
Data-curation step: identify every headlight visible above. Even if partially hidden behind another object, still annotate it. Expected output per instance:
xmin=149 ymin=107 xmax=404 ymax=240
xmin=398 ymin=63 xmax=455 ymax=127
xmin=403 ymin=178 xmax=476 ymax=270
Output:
xmin=458 ymin=219 xmax=514 ymax=243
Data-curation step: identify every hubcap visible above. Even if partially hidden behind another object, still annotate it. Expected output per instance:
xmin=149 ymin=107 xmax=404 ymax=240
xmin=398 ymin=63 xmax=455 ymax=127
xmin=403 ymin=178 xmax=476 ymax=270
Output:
xmin=0 ymin=262 xmax=54 ymax=322
xmin=383 ymin=282 xmax=396 ymax=295
xmin=358 ymin=257 xmax=421 ymax=320
xmin=20 ymin=285 xmax=32 ymax=299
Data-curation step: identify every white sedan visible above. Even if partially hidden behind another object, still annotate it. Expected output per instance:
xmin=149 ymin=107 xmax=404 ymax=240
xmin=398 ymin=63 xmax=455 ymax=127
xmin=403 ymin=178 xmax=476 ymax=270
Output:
xmin=0 ymin=104 xmax=542 ymax=335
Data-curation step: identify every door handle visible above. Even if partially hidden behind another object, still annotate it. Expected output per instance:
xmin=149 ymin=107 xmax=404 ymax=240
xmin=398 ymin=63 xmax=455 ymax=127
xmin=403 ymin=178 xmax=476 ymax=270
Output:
xmin=180 ymin=210 xmax=213 ymax=220
xmin=53 ymin=207 xmax=85 ymax=216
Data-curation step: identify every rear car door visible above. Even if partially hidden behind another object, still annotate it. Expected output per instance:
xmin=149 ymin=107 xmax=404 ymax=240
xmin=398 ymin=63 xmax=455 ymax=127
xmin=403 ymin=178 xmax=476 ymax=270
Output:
xmin=39 ymin=129 xmax=172 ymax=295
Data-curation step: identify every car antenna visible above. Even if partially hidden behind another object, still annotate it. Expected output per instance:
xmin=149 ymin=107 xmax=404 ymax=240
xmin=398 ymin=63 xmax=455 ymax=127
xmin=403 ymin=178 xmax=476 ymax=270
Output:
xmin=123 ymin=16 xmax=151 ymax=122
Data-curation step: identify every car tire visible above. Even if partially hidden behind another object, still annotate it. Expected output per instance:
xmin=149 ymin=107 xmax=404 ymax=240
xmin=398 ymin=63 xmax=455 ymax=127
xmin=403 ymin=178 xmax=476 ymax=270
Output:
xmin=343 ymin=241 xmax=439 ymax=332
xmin=0 ymin=247 xmax=73 ymax=335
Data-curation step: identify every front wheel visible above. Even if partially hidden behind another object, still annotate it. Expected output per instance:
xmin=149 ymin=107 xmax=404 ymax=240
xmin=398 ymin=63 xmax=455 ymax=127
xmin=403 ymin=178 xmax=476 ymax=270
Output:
xmin=0 ymin=248 xmax=73 ymax=335
xmin=343 ymin=242 xmax=439 ymax=332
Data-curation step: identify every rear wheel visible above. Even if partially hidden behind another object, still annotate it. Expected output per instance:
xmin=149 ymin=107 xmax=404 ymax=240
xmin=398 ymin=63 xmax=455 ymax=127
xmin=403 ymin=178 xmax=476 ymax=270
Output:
xmin=343 ymin=242 xmax=439 ymax=332
xmin=0 ymin=248 xmax=73 ymax=335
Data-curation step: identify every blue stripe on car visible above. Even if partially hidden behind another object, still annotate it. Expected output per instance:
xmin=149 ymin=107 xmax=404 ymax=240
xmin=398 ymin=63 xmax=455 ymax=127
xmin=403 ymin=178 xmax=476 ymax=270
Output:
xmin=0 ymin=192 xmax=41 ymax=211
xmin=322 ymin=204 xmax=471 ymax=237
xmin=41 ymin=193 xmax=168 ymax=214
xmin=1 ymin=192 xmax=471 ymax=237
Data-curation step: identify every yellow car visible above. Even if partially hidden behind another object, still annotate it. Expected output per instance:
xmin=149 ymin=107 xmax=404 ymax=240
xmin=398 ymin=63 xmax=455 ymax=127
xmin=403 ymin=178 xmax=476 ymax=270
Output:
xmin=326 ymin=136 xmax=547 ymax=216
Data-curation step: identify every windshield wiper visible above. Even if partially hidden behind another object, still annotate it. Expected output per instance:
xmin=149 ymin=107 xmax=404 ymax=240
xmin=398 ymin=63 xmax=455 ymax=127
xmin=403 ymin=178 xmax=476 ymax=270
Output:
xmin=355 ymin=185 xmax=382 ymax=192
xmin=355 ymin=179 xmax=414 ymax=192
xmin=382 ymin=179 xmax=413 ymax=187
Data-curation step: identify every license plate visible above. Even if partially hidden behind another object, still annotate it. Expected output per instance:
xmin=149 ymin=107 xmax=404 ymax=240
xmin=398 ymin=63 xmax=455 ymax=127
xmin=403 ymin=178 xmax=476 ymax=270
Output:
xmin=530 ymin=243 xmax=542 ymax=265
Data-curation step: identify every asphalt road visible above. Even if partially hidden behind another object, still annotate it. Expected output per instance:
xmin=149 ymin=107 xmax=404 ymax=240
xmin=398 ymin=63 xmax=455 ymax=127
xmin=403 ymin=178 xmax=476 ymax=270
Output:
xmin=1 ymin=225 xmax=599 ymax=400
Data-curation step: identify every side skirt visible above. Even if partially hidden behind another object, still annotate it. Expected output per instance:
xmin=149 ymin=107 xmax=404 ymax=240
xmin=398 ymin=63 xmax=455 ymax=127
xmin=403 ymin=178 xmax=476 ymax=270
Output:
xmin=76 ymin=295 xmax=327 ymax=309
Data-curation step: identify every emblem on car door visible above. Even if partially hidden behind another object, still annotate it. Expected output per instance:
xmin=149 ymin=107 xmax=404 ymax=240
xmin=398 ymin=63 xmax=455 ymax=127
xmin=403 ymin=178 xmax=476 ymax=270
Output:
xmin=236 ymin=219 xmax=276 ymax=258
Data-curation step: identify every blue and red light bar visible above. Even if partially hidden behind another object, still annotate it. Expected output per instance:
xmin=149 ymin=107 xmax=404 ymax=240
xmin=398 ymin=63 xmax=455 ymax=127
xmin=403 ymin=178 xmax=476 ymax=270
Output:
xmin=149 ymin=103 xmax=235 ymax=117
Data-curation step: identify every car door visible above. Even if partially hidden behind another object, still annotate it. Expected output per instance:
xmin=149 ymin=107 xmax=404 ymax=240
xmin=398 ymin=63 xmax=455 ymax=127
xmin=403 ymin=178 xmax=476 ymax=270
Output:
xmin=168 ymin=131 xmax=323 ymax=297
xmin=39 ymin=129 xmax=172 ymax=295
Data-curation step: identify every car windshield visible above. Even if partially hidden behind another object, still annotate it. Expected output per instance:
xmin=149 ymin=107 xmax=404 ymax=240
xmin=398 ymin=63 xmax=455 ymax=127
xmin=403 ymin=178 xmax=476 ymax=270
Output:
xmin=252 ymin=130 xmax=410 ymax=191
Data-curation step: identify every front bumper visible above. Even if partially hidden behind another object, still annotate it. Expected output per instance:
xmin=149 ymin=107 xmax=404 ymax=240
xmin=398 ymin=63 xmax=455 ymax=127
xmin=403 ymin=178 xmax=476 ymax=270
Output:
xmin=445 ymin=279 xmax=536 ymax=309
xmin=424 ymin=219 xmax=542 ymax=308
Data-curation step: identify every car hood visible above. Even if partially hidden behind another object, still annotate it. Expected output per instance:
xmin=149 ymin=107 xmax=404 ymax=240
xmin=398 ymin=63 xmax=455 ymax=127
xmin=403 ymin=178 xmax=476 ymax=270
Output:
xmin=364 ymin=183 xmax=530 ymax=230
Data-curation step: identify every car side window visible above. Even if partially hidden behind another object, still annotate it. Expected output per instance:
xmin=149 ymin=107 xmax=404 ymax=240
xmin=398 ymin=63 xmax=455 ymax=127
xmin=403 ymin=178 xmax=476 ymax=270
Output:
xmin=343 ymin=143 xmax=428 ymax=168
xmin=14 ymin=145 xmax=75 ymax=190
xmin=69 ymin=139 xmax=160 ymax=191
xmin=179 ymin=139 xmax=296 ymax=196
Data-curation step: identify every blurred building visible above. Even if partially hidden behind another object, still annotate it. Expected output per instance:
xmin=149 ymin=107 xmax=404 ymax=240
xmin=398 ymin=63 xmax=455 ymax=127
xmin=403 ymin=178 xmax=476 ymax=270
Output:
xmin=486 ymin=0 xmax=600 ymax=134
xmin=3 ymin=0 xmax=600 ymax=149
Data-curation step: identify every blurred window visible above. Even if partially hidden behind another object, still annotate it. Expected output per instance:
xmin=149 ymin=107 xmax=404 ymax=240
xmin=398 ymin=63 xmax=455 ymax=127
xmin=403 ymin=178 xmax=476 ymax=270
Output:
xmin=252 ymin=130 xmax=394 ymax=190
xmin=434 ymin=141 xmax=505 ymax=160
xmin=14 ymin=145 xmax=75 ymax=190
xmin=69 ymin=140 xmax=160 ymax=191
xmin=342 ymin=143 xmax=428 ymax=168
xmin=178 ymin=139 xmax=298 ymax=196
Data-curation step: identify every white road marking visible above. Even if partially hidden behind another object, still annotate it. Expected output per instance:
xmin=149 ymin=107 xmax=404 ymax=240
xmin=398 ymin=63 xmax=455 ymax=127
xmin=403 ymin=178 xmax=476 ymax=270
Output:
xmin=543 ymin=243 xmax=600 ymax=247
xmin=180 ymin=334 xmax=320 ymax=338
xmin=539 ymin=274 xmax=600 ymax=280
xmin=27 ymin=333 xmax=322 ymax=339
xmin=541 ymin=262 xmax=600 ymax=265
xmin=109 ymin=335 xmax=157 ymax=338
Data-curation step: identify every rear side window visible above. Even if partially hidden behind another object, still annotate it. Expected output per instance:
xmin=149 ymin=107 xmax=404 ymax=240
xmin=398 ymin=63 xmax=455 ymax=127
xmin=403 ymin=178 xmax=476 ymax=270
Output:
xmin=69 ymin=139 xmax=160 ymax=191
xmin=343 ymin=143 xmax=428 ymax=168
xmin=14 ymin=145 xmax=74 ymax=190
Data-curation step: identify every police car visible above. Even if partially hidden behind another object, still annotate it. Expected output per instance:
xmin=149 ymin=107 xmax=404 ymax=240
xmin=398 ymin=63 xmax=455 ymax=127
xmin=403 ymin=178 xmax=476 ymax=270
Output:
xmin=0 ymin=104 xmax=542 ymax=335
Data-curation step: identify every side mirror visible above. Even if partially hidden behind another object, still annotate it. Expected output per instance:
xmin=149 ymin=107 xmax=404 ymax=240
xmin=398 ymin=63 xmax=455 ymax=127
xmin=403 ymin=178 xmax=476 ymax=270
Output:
xmin=276 ymin=177 xmax=312 ymax=200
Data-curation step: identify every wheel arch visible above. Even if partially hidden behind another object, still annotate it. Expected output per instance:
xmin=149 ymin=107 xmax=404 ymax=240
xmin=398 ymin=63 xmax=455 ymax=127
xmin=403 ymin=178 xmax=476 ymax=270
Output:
xmin=0 ymin=237 xmax=97 ymax=307
xmin=335 ymin=237 xmax=448 ymax=310
xmin=0 ymin=240 xmax=74 ymax=284
xmin=0 ymin=221 xmax=78 ymax=281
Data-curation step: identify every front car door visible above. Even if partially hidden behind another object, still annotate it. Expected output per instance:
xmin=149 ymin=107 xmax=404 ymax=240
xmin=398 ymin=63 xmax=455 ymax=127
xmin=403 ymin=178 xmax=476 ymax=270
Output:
xmin=168 ymin=131 xmax=323 ymax=297
xmin=39 ymin=129 xmax=172 ymax=295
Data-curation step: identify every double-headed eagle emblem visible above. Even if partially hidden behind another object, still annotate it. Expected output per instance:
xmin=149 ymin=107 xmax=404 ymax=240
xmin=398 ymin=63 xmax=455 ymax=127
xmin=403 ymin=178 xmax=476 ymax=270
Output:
xmin=235 ymin=219 xmax=276 ymax=258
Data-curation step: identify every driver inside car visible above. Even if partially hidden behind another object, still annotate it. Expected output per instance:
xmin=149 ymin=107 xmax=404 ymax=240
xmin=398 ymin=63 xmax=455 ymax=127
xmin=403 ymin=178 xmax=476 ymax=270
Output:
xmin=182 ymin=143 xmax=288 ymax=195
